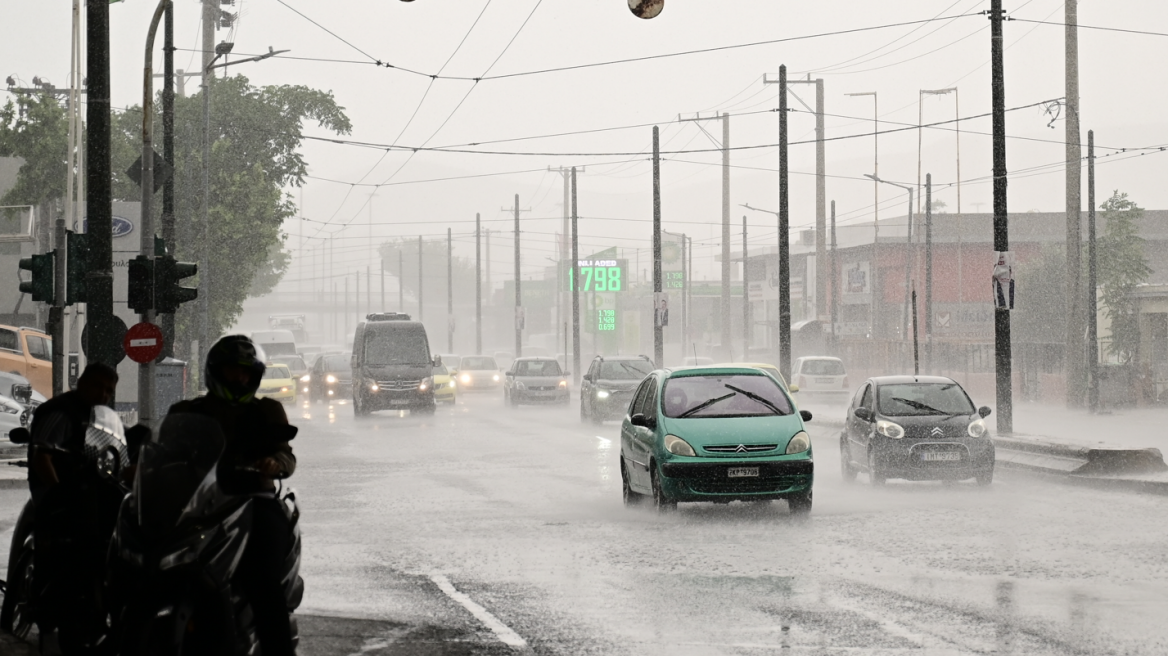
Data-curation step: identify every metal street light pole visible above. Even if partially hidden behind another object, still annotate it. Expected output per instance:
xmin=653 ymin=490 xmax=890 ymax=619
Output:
xmin=865 ymin=174 xmax=914 ymax=355
xmin=847 ymin=91 xmax=879 ymax=339
xmin=918 ymin=88 xmax=957 ymax=217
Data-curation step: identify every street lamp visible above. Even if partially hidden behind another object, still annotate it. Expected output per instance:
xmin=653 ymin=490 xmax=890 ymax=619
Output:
xmin=917 ymin=87 xmax=959 ymax=215
xmin=741 ymin=203 xmax=788 ymax=362
xmin=864 ymin=174 xmax=914 ymax=352
xmin=847 ymin=91 xmax=879 ymax=338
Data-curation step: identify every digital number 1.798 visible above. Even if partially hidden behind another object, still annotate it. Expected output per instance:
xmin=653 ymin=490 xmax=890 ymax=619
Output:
xmin=569 ymin=266 xmax=622 ymax=292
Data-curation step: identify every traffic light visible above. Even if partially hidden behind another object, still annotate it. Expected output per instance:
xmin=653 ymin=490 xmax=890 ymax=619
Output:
xmin=18 ymin=252 xmax=55 ymax=303
xmin=66 ymin=231 xmax=89 ymax=305
xmin=154 ymin=255 xmax=197 ymax=314
xmin=127 ymin=255 xmax=154 ymax=314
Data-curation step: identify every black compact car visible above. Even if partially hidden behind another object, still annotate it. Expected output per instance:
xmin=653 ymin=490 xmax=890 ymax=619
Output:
xmin=307 ymin=353 xmax=352 ymax=403
xmin=840 ymin=376 xmax=994 ymax=486
xmin=579 ymin=355 xmax=654 ymax=424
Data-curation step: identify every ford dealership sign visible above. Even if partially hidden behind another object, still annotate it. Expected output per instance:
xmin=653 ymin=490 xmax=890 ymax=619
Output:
xmin=80 ymin=216 xmax=135 ymax=238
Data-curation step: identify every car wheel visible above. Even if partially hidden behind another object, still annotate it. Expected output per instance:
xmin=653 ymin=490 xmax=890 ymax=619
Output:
xmin=650 ymin=464 xmax=676 ymax=512
xmin=509 ymin=390 xmax=520 ymax=407
xmin=353 ymin=393 xmax=370 ymax=417
xmin=788 ymin=490 xmax=813 ymax=515
xmin=579 ymin=399 xmax=589 ymax=423
xmin=620 ymin=458 xmax=642 ymax=507
xmin=416 ymin=403 xmax=436 ymax=416
xmin=868 ymin=450 xmax=886 ymax=487
xmin=840 ymin=436 xmax=857 ymax=483
xmin=976 ymin=469 xmax=994 ymax=486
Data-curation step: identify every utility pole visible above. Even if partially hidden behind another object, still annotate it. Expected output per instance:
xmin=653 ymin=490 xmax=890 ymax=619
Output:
xmin=778 ymin=65 xmax=791 ymax=380
xmin=1087 ymin=130 xmax=1098 ymax=413
xmin=925 ymin=174 xmax=933 ymax=373
xmin=742 ymin=216 xmax=750 ymax=356
xmin=447 ymin=227 xmax=453 ymax=353
xmin=571 ymin=168 xmax=581 ymax=379
xmin=677 ymin=112 xmax=731 ymax=353
xmin=476 ymin=213 xmax=482 ymax=355
xmin=380 ymin=255 xmax=385 ymax=311
xmin=1065 ymin=0 xmax=1084 ymax=408
xmin=770 ymin=74 xmax=826 ymax=321
xmin=830 ymin=201 xmax=838 ymax=355
xmin=161 ymin=0 xmax=176 ymax=360
xmin=504 ymin=196 xmax=531 ymax=357
xmin=85 ymin=0 xmax=116 ymax=372
xmin=418 ymin=236 xmax=424 ymax=322
xmin=681 ymin=233 xmax=688 ymax=356
xmin=398 ymin=250 xmax=403 ymax=313
xmin=198 ymin=0 xmax=214 ymax=380
xmin=846 ymin=91 xmax=879 ymax=338
xmin=652 ymin=127 xmax=664 ymax=368
xmin=990 ymin=0 xmax=1014 ymax=433
xmin=550 ymin=166 xmax=584 ymax=361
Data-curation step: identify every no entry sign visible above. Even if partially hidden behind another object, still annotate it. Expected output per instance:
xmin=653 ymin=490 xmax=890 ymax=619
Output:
xmin=123 ymin=322 xmax=164 ymax=364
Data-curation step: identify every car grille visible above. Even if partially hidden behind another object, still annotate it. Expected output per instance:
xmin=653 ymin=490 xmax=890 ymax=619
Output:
xmin=688 ymin=479 xmax=800 ymax=494
xmin=377 ymin=379 xmax=421 ymax=391
xmin=258 ymin=386 xmax=285 ymax=393
xmin=526 ymin=385 xmax=558 ymax=391
xmin=703 ymin=444 xmax=778 ymax=454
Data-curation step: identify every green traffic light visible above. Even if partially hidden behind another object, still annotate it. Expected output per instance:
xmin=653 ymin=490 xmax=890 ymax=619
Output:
xmin=18 ymin=252 xmax=55 ymax=303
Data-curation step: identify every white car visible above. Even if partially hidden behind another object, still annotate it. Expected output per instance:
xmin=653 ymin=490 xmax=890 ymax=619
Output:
xmin=456 ymin=355 xmax=502 ymax=391
xmin=791 ymin=356 xmax=850 ymax=403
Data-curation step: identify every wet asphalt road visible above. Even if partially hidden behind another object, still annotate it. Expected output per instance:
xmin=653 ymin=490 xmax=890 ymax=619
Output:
xmin=3 ymin=393 xmax=1168 ymax=654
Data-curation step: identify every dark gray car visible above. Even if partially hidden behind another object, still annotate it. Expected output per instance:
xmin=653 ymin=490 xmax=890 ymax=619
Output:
xmin=504 ymin=357 xmax=570 ymax=406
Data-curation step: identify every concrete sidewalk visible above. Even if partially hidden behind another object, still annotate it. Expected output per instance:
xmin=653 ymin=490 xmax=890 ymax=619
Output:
xmin=1004 ymin=403 xmax=1168 ymax=451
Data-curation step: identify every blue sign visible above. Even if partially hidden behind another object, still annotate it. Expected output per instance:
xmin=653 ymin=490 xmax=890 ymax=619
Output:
xmin=80 ymin=216 xmax=135 ymax=238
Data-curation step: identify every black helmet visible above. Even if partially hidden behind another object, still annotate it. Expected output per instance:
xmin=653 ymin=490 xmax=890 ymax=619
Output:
xmin=205 ymin=335 xmax=265 ymax=403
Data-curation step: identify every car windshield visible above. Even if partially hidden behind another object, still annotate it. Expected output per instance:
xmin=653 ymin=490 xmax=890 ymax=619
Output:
xmin=271 ymin=355 xmax=306 ymax=371
xmin=433 ymin=365 xmax=449 ymax=376
xmin=598 ymin=360 xmax=652 ymax=380
xmin=322 ymin=355 xmax=349 ymax=372
xmin=801 ymin=359 xmax=845 ymax=375
xmin=662 ymin=374 xmax=793 ymax=418
xmin=461 ymin=357 xmax=497 ymax=370
xmin=877 ymin=383 xmax=975 ymax=417
xmin=515 ymin=360 xmax=562 ymax=376
xmin=363 ymin=330 xmax=430 ymax=365
xmin=262 ymin=365 xmax=290 ymax=380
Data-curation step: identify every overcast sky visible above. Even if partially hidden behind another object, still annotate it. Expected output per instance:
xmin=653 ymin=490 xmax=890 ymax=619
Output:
xmin=4 ymin=0 xmax=1168 ymax=288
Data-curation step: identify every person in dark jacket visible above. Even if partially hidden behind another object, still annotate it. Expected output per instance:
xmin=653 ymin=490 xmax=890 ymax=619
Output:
xmin=168 ymin=335 xmax=298 ymax=656
xmin=27 ymin=362 xmax=119 ymax=652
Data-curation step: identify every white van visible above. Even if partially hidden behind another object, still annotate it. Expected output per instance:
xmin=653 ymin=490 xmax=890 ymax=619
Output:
xmin=250 ymin=329 xmax=297 ymax=357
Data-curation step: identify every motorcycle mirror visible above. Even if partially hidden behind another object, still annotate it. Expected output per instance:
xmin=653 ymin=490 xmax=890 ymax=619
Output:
xmin=629 ymin=0 xmax=663 ymax=19
xmin=8 ymin=427 xmax=29 ymax=444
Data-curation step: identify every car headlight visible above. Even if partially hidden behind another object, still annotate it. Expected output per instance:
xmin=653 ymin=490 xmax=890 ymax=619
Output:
xmin=300 ymin=374 xmax=311 ymax=382
xmin=876 ymin=419 xmax=905 ymax=439
xmin=461 ymin=374 xmax=471 ymax=383
xmin=280 ymin=387 xmax=289 ymax=393
xmin=968 ymin=418 xmax=987 ymax=438
xmin=419 ymin=376 xmax=433 ymax=391
xmin=326 ymin=374 xmax=337 ymax=384
xmin=558 ymin=380 xmax=567 ymax=387
xmin=785 ymin=430 xmax=810 ymax=454
xmin=449 ymin=380 xmax=456 ymax=388
xmin=664 ymin=434 xmax=696 ymax=457
xmin=370 ymin=383 xmax=379 ymax=391
xmin=596 ymin=390 xmax=610 ymax=399
xmin=493 ymin=374 xmax=500 ymax=382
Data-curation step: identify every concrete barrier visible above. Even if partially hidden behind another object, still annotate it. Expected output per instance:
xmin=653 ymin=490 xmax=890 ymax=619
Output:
xmin=993 ymin=434 xmax=1168 ymax=477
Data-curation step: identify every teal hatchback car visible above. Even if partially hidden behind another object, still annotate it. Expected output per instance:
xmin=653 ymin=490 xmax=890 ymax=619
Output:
xmin=620 ymin=366 xmax=814 ymax=514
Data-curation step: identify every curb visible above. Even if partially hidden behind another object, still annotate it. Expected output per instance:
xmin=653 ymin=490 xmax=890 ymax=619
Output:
xmin=993 ymin=434 xmax=1168 ymax=477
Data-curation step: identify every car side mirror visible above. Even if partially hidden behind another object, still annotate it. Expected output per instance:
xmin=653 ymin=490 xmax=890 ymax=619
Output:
xmin=505 ymin=371 xmax=514 ymax=377
xmin=789 ymin=384 xmax=800 ymax=393
xmin=630 ymin=413 xmax=655 ymax=429
xmin=8 ymin=427 xmax=29 ymax=445
xmin=799 ymin=409 xmax=813 ymax=422
xmin=434 ymin=355 xmax=442 ymax=367
xmin=853 ymin=407 xmax=873 ymax=422
xmin=563 ymin=371 xmax=571 ymax=378
xmin=978 ymin=406 xmax=992 ymax=418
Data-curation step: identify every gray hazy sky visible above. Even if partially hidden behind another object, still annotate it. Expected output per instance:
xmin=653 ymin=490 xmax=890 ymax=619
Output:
xmin=4 ymin=0 xmax=1168 ymax=285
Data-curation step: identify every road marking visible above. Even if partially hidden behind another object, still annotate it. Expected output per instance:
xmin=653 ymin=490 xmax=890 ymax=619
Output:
xmin=430 ymin=573 xmax=528 ymax=649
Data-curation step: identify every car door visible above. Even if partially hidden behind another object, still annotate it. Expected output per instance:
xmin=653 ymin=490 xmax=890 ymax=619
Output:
xmin=849 ymin=383 xmax=875 ymax=457
xmin=621 ymin=378 xmax=652 ymax=489
xmin=628 ymin=376 xmax=659 ymax=490
xmin=581 ymin=360 xmax=597 ymax=412
xmin=23 ymin=334 xmax=51 ymax=396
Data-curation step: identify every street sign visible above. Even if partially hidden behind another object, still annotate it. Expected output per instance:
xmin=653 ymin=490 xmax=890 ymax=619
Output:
xmin=126 ymin=149 xmax=173 ymax=195
xmin=81 ymin=315 xmax=128 ymax=365
xmin=123 ymin=322 xmax=163 ymax=364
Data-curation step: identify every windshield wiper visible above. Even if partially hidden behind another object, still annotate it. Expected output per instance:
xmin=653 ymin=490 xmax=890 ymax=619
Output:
xmin=619 ymin=362 xmax=649 ymax=377
xmin=679 ymin=392 xmax=736 ymax=418
xmin=890 ymin=397 xmax=945 ymax=414
xmin=724 ymin=384 xmax=786 ymax=415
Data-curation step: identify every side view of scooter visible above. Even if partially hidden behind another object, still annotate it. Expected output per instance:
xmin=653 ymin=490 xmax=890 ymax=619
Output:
xmin=108 ymin=412 xmax=303 ymax=655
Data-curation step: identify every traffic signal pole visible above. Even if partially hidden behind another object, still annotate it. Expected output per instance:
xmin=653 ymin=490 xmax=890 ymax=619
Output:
xmin=85 ymin=0 xmax=117 ymax=374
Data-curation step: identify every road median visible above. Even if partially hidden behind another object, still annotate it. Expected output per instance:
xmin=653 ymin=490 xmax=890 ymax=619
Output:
xmin=993 ymin=433 xmax=1168 ymax=493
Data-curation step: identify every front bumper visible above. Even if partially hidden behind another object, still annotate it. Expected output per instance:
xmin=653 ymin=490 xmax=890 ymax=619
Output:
xmin=458 ymin=375 xmax=501 ymax=390
xmin=434 ymin=382 xmax=457 ymax=402
xmin=872 ymin=438 xmax=995 ymax=481
xmin=257 ymin=387 xmax=296 ymax=403
xmin=659 ymin=458 xmax=814 ymax=501
xmin=363 ymin=387 xmax=434 ymax=410
xmin=590 ymin=391 xmax=636 ymax=418
xmin=513 ymin=388 xmax=569 ymax=403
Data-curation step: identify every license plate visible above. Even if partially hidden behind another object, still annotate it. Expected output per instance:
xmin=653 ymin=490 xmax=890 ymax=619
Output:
xmin=727 ymin=467 xmax=760 ymax=478
xmin=920 ymin=451 xmax=961 ymax=462
xmin=390 ymin=399 xmax=411 ymax=406
xmin=815 ymin=377 xmax=835 ymax=384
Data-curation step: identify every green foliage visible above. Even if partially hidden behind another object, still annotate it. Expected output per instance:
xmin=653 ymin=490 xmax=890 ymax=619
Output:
xmin=0 ymin=92 xmax=70 ymax=208
xmin=111 ymin=75 xmax=351 ymax=346
xmin=1097 ymin=191 xmax=1150 ymax=362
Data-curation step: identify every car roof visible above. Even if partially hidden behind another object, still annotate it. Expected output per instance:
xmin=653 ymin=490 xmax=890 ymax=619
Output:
xmin=594 ymin=355 xmax=651 ymax=361
xmin=514 ymin=356 xmax=557 ymax=361
xmin=665 ymin=365 xmax=775 ymax=377
xmin=797 ymin=356 xmax=842 ymax=361
xmin=868 ymin=375 xmax=957 ymax=385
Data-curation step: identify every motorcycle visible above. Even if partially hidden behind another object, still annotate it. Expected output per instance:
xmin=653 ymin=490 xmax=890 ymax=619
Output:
xmin=1 ymin=405 xmax=131 ymax=652
xmin=108 ymin=412 xmax=303 ymax=655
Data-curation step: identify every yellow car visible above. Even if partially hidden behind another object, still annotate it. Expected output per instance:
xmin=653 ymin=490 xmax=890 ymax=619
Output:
xmin=713 ymin=362 xmax=798 ymax=407
xmin=257 ymin=364 xmax=296 ymax=404
xmin=432 ymin=363 xmax=457 ymax=404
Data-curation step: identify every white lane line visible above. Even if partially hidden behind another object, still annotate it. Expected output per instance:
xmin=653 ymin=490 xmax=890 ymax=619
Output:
xmin=429 ymin=573 xmax=528 ymax=650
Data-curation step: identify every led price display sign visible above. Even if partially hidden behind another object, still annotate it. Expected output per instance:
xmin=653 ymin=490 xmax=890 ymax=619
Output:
xmin=664 ymin=271 xmax=685 ymax=289
xmin=566 ymin=259 xmax=627 ymax=292
xmin=597 ymin=308 xmax=617 ymax=332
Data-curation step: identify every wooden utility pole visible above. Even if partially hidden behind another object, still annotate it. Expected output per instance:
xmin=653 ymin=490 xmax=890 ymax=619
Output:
xmin=990 ymin=0 xmax=1014 ymax=433
xmin=1065 ymin=0 xmax=1084 ymax=407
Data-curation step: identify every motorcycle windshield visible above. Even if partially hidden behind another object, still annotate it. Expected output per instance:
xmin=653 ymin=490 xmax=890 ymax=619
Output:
xmin=137 ymin=413 xmax=226 ymax=531
xmin=84 ymin=405 xmax=130 ymax=473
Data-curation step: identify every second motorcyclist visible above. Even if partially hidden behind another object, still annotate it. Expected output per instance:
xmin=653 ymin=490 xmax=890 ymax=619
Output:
xmin=168 ymin=335 xmax=299 ymax=656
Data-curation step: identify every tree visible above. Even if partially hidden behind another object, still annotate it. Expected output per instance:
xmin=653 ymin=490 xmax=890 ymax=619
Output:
xmin=111 ymin=74 xmax=351 ymax=349
xmin=0 ymin=92 xmax=70 ymax=235
xmin=1097 ymin=191 xmax=1150 ymax=362
xmin=378 ymin=237 xmax=479 ymax=308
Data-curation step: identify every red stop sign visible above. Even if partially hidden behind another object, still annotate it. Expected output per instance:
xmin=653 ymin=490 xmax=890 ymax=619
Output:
xmin=124 ymin=322 xmax=164 ymax=364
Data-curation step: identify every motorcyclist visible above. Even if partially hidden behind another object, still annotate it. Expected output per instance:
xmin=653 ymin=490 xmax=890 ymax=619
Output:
xmin=26 ymin=362 xmax=120 ymax=652
xmin=168 ymin=335 xmax=298 ymax=656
